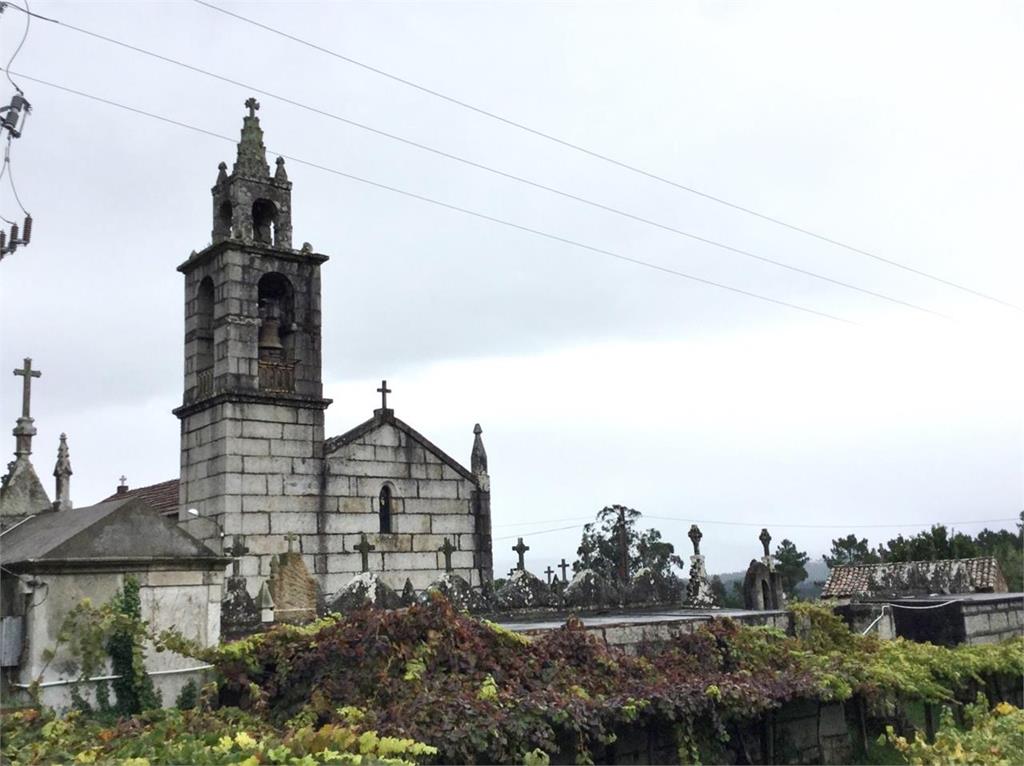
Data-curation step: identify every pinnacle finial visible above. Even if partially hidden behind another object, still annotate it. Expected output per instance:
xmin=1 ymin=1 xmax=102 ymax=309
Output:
xmin=216 ymin=161 xmax=228 ymax=184
xmin=471 ymin=423 xmax=487 ymax=475
xmin=233 ymin=98 xmax=269 ymax=178
xmin=53 ymin=433 xmax=72 ymax=511
xmin=274 ymin=156 xmax=288 ymax=182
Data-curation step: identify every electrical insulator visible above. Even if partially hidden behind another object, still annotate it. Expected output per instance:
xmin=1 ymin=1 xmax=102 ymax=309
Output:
xmin=22 ymin=215 xmax=31 ymax=244
xmin=9 ymin=224 xmax=17 ymax=243
xmin=0 ymin=230 xmax=6 ymax=251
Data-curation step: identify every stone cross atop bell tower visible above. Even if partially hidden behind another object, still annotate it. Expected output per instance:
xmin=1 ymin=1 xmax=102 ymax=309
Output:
xmin=174 ymin=101 xmax=331 ymax=586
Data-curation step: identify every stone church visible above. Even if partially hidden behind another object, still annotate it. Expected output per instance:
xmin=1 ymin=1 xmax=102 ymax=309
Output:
xmin=167 ymin=99 xmax=494 ymax=600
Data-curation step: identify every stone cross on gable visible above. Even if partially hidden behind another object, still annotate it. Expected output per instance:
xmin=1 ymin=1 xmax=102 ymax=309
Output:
xmin=355 ymin=534 xmax=376 ymax=573
xmin=225 ymin=535 xmax=250 ymax=577
xmin=13 ymin=358 xmax=41 ymax=419
xmin=512 ymin=537 xmax=529 ymax=571
xmin=284 ymin=532 xmax=299 ymax=553
xmin=558 ymin=558 xmax=570 ymax=583
xmin=376 ymin=379 xmax=392 ymax=410
xmin=759 ymin=528 xmax=772 ymax=558
xmin=245 ymin=97 xmax=260 ymax=118
xmin=438 ymin=537 xmax=456 ymax=572
xmin=544 ymin=566 xmax=555 ymax=585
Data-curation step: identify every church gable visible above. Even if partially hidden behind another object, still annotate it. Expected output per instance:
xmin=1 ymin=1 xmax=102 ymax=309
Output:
xmin=320 ymin=410 xmax=486 ymax=593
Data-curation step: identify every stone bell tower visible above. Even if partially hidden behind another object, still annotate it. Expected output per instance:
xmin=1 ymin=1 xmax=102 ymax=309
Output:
xmin=174 ymin=98 xmax=330 ymax=582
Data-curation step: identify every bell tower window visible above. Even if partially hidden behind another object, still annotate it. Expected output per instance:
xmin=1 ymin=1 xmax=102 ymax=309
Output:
xmin=216 ymin=201 xmax=233 ymax=239
xmin=379 ymin=485 xmax=393 ymax=533
xmin=252 ymin=198 xmax=277 ymax=245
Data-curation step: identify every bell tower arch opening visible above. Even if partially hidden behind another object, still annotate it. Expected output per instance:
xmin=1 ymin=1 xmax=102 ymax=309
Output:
xmin=252 ymin=199 xmax=278 ymax=245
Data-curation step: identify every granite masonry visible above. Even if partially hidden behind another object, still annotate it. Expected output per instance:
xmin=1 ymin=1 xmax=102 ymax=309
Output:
xmin=171 ymin=101 xmax=493 ymax=604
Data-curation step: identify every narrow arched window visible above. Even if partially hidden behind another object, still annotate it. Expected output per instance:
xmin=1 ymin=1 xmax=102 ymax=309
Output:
xmin=378 ymin=486 xmax=393 ymax=533
xmin=194 ymin=277 xmax=215 ymax=397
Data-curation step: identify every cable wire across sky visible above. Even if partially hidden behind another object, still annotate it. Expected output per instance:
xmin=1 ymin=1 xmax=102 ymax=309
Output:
xmin=8 ymin=69 xmax=871 ymax=326
xmin=9 ymin=6 xmax=953 ymax=320
xmin=191 ymin=0 xmax=1024 ymax=314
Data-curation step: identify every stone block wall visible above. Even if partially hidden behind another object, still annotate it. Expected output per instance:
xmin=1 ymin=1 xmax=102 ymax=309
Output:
xmin=178 ymin=398 xmax=324 ymax=586
xmin=961 ymin=597 xmax=1024 ymax=644
xmin=320 ymin=421 xmax=483 ymax=596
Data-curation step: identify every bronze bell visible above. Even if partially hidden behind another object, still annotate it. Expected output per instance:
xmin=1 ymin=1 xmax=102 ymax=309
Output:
xmin=258 ymin=317 xmax=284 ymax=351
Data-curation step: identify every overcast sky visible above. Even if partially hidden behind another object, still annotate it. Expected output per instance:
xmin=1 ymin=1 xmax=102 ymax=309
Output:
xmin=1 ymin=1 xmax=1021 ymax=576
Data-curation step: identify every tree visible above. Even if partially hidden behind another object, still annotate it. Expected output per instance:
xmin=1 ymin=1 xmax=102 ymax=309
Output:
xmin=879 ymin=525 xmax=978 ymax=563
xmin=574 ymin=505 xmax=683 ymax=582
xmin=824 ymin=534 xmax=880 ymax=567
xmin=774 ymin=539 xmax=809 ymax=597
xmin=710 ymin=576 xmax=744 ymax=609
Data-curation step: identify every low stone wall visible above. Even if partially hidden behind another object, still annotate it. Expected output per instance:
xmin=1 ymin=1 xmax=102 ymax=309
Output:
xmin=585 ymin=700 xmax=851 ymax=765
xmin=509 ymin=609 xmax=790 ymax=655
xmin=962 ymin=596 xmax=1024 ymax=644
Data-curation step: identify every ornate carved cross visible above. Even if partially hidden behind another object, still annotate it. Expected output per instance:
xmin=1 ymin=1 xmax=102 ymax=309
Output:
xmin=355 ymin=534 xmax=376 ymax=573
xmin=759 ymin=528 xmax=772 ymax=558
xmin=13 ymin=358 xmax=41 ymax=418
xmin=512 ymin=537 xmax=529 ymax=571
xmin=118 ymin=475 xmax=127 ymax=487
xmin=438 ymin=537 xmax=456 ymax=572
xmin=225 ymin=535 xmax=250 ymax=577
xmin=284 ymin=532 xmax=299 ymax=553
xmin=245 ymin=97 xmax=260 ymax=118
xmin=688 ymin=524 xmax=703 ymax=557
xmin=558 ymin=558 xmax=570 ymax=583
xmin=544 ymin=566 xmax=554 ymax=585
xmin=376 ymin=379 xmax=391 ymax=410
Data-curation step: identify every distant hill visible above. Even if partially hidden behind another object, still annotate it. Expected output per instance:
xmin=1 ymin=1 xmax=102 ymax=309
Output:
xmin=711 ymin=559 xmax=830 ymax=600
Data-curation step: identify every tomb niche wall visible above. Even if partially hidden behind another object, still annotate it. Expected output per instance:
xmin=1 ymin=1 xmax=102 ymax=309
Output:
xmin=321 ymin=416 xmax=484 ymax=596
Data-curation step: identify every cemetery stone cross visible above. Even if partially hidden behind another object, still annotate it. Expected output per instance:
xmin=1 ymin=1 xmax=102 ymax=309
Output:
xmin=13 ymin=358 xmax=41 ymax=418
xmin=759 ymin=528 xmax=772 ymax=558
xmin=544 ymin=566 xmax=555 ymax=585
xmin=558 ymin=558 xmax=570 ymax=583
xmin=355 ymin=534 xmax=376 ymax=573
xmin=226 ymin=535 xmax=250 ymax=577
xmin=438 ymin=537 xmax=456 ymax=572
xmin=245 ymin=97 xmax=260 ymax=117
xmin=688 ymin=525 xmax=703 ymax=556
xmin=507 ymin=568 xmax=515 ymax=578
xmin=512 ymin=537 xmax=529 ymax=571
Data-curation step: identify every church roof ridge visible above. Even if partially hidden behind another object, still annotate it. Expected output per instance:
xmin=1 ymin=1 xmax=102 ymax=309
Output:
xmin=324 ymin=411 xmax=477 ymax=484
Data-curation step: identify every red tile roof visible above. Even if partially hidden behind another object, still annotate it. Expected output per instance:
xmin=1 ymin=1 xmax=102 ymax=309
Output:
xmin=821 ymin=557 xmax=1008 ymax=599
xmin=100 ymin=478 xmax=179 ymax=517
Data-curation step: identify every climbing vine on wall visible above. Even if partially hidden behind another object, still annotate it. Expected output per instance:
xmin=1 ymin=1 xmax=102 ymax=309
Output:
xmin=21 ymin=596 xmax=1024 ymax=765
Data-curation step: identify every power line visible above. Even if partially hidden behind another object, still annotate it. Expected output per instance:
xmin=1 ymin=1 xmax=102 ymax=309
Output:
xmin=23 ymin=13 xmax=948 ymax=319
xmin=1 ymin=0 xmax=32 ymax=95
xmin=642 ymin=514 xmax=1020 ymax=530
xmin=192 ymin=0 xmax=1023 ymax=314
xmin=493 ymin=514 xmax=1019 ymax=542
xmin=8 ymin=70 xmax=861 ymax=325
